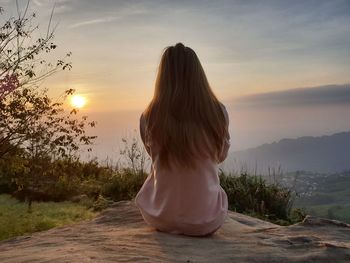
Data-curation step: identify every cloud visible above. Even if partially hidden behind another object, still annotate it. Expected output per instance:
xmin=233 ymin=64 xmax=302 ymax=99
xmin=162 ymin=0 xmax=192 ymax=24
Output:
xmin=232 ymin=84 xmax=350 ymax=109
xmin=67 ymin=2 xmax=149 ymax=29
xmin=69 ymin=16 xmax=117 ymax=28
xmin=30 ymin=0 xmax=72 ymax=14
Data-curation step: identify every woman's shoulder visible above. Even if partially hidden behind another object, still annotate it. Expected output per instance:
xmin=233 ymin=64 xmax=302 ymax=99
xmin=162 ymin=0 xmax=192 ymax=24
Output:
xmin=218 ymin=101 xmax=227 ymax=110
xmin=139 ymin=111 xmax=147 ymax=133
xmin=140 ymin=111 xmax=146 ymax=123
xmin=218 ymin=102 xmax=229 ymax=124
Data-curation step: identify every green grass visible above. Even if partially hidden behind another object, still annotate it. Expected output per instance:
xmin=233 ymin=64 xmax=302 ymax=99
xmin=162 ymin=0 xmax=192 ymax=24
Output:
xmin=0 ymin=194 xmax=98 ymax=241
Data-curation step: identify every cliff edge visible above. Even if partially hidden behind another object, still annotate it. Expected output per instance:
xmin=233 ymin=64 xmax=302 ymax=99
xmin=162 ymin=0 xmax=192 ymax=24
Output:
xmin=0 ymin=201 xmax=349 ymax=262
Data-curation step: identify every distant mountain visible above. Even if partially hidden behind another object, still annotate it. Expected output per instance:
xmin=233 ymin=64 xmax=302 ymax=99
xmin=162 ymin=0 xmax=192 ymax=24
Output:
xmin=226 ymin=132 xmax=350 ymax=174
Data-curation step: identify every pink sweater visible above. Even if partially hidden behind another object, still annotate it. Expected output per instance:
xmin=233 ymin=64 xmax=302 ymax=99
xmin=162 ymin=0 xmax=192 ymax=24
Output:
xmin=135 ymin=104 xmax=230 ymax=236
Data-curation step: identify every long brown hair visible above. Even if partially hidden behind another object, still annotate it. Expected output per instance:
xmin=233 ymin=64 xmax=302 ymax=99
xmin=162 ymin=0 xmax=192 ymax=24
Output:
xmin=143 ymin=43 xmax=228 ymax=169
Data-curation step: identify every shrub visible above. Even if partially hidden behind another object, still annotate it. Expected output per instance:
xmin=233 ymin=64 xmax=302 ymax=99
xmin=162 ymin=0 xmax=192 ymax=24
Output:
xmin=101 ymin=168 xmax=147 ymax=201
xmin=219 ymin=171 xmax=306 ymax=225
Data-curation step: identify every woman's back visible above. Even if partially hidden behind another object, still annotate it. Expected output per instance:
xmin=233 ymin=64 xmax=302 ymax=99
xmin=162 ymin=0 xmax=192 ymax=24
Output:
xmin=135 ymin=103 xmax=230 ymax=236
xmin=135 ymin=42 xmax=230 ymax=236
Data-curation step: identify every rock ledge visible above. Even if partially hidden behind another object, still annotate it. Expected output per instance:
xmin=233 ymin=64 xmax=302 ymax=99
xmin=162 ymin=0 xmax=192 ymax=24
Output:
xmin=0 ymin=201 xmax=349 ymax=262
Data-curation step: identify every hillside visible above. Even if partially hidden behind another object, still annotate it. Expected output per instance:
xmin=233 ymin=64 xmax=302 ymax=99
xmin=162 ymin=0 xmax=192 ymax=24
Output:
xmin=227 ymin=131 xmax=350 ymax=173
xmin=278 ymin=171 xmax=350 ymax=223
xmin=0 ymin=200 xmax=349 ymax=262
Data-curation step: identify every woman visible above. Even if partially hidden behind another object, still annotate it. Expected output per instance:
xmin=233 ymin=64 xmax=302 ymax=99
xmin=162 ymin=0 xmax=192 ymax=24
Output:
xmin=135 ymin=43 xmax=230 ymax=236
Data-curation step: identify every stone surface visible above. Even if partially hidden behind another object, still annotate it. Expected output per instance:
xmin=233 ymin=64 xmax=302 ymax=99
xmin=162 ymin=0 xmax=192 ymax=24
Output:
xmin=1 ymin=200 xmax=349 ymax=262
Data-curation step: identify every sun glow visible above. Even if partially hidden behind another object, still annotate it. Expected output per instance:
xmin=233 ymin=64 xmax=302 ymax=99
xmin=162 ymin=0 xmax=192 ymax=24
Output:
xmin=71 ymin=95 xmax=87 ymax=109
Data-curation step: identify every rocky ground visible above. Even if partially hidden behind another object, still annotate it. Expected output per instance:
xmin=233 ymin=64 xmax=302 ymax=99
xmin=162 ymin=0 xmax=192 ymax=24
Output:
xmin=0 ymin=200 xmax=349 ymax=262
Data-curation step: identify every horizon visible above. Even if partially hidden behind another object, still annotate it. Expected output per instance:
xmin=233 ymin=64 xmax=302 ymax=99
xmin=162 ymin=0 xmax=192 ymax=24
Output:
xmin=1 ymin=0 xmax=350 ymax=160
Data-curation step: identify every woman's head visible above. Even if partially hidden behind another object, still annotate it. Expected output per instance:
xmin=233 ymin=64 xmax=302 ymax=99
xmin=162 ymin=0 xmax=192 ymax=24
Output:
xmin=144 ymin=42 xmax=228 ymax=169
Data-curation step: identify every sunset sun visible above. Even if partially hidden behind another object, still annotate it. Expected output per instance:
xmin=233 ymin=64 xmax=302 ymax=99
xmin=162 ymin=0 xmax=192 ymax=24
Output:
xmin=71 ymin=95 xmax=87 ymax=109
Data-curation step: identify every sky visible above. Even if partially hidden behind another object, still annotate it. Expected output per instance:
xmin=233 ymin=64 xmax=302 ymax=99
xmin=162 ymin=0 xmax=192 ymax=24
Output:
xmin=1 ymin=0 xmax=350 ymax=160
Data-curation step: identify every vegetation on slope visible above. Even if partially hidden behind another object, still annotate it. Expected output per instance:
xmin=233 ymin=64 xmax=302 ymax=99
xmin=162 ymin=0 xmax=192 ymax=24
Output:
xmin=0 ymin=194 xmax=97 ymax=241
